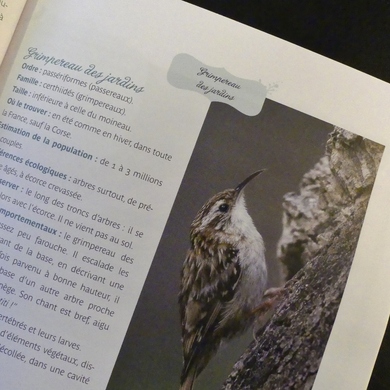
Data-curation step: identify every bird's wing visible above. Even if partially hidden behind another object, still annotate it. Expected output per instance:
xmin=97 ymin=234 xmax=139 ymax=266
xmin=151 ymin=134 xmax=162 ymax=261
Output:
xmin=179 ymin=244 xmax=241 ymax=382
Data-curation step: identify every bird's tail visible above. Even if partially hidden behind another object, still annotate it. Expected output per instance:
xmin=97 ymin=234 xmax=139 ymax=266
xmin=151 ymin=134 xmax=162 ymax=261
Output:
xmin=180 ymin=368 xmax=196 ymax=390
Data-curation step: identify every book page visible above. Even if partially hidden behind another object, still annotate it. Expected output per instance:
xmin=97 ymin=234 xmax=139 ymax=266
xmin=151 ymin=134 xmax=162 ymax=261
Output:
xmin=0 ymin=0 xmax=27 ymax=66
xmin=0 ymin=1 xmax=389 ymax=389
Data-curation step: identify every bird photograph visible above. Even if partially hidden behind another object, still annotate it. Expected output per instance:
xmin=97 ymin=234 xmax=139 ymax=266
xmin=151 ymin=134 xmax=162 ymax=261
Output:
xmin=107 ymin=100 xmax=383 ymax=389
xmin=179 ymin=170 xmax=268 ymax=390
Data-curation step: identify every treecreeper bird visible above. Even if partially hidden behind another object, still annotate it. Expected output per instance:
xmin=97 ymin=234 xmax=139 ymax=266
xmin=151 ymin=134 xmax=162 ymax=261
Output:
xmin=179 ymin=170 xmax=268 ymax=390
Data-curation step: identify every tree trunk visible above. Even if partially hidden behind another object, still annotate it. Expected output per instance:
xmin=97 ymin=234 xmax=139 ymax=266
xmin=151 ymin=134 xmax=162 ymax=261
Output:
xmin=223 ymin=128 xmax=384 ymax=390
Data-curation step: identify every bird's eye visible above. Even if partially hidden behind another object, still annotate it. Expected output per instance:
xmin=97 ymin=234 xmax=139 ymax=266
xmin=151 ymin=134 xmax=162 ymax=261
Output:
xmin=219 ymin=203 xmax=229 ymax=212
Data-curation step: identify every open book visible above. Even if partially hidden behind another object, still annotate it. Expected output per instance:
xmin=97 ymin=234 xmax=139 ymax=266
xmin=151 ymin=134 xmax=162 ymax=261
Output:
xmin=1 ymin=1 xmax=389 ymax=389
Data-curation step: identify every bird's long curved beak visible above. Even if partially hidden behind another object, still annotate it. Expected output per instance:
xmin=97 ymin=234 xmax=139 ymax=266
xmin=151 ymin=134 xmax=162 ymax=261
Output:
xmin=235 ymin=169 xmax=265 ymax=194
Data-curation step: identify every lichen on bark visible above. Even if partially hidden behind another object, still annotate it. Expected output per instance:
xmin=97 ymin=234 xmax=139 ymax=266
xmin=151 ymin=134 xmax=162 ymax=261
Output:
xmin=223 ymin=128 xmax=384 ymax=390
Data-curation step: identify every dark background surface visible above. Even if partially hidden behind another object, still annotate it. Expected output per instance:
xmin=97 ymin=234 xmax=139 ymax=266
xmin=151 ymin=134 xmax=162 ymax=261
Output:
xmin=107 ymin=1 xmax=390 ymax=389
xmin=185 ymin=0 xmax=390 ymax=83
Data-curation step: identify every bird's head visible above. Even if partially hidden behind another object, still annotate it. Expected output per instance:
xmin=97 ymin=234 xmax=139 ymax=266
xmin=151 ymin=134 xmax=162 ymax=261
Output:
xmin=190 ymin=170 xmax=264 ymax=242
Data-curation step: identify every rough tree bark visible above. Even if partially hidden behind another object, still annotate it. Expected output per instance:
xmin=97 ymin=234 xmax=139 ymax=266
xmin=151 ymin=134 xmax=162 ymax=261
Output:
xmin=222 ymin=128 xmax=384 ymax=390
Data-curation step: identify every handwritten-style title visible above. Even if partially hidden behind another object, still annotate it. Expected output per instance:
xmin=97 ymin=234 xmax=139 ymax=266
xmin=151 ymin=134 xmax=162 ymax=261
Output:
xmin=23 ymin=47 xmax=145 ymax=93
xmin=195 ymin=67 xmax=242 ymax=101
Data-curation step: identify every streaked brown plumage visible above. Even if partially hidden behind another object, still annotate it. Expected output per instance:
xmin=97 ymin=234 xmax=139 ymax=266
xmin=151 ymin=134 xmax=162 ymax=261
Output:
xmin=179 ymin=171 xmax=267 ymax=390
